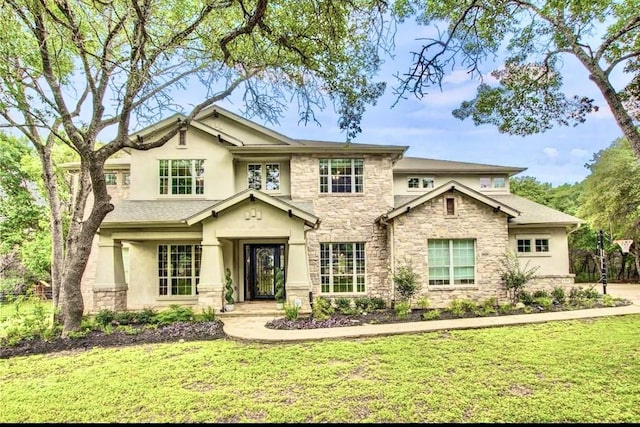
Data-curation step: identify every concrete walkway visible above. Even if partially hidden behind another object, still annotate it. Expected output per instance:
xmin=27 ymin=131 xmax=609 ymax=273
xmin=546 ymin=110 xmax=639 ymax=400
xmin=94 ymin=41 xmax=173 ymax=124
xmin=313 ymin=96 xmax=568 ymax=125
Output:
xmin=221 ymin=283 xmax=640 ymax=343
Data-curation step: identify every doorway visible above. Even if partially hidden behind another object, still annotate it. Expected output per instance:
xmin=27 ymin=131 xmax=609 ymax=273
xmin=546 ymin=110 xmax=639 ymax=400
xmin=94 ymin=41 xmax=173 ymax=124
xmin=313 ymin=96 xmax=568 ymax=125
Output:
xmin=244 ymin=244 xmax=285 ymax=300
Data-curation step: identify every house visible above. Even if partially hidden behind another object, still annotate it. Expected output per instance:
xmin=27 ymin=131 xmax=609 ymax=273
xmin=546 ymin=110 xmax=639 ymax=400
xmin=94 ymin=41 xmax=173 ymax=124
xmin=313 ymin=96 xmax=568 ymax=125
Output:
xmin=67 ymin=105 xmax=583 ymax=313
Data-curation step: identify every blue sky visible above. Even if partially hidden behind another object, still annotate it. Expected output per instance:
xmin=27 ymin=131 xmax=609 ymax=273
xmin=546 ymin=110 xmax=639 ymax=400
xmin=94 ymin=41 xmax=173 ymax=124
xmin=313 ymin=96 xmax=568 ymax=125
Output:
xmin=201 ymin=22 xmax=626 ymax=187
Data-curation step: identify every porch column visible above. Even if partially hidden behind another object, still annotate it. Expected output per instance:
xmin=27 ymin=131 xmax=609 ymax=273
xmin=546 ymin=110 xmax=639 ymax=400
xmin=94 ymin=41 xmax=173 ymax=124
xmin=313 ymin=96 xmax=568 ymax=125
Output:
xmin=93 ymin=233 xmax=128 ymax=311
xmin=285 ymin=238 xmax=312 ymax=310
xmin=198 ymin=236 xmax=225 ymax=312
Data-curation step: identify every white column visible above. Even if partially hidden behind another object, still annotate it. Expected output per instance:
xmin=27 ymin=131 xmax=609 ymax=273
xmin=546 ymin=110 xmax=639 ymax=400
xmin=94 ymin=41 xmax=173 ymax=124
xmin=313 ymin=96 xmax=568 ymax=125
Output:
xmin=285 ymin=238 xmax=312 ymax=310
xmin=93 ymin=233 xmax=127 ymax=311
xmin=197 ymin=236 xmax=225 ymax=312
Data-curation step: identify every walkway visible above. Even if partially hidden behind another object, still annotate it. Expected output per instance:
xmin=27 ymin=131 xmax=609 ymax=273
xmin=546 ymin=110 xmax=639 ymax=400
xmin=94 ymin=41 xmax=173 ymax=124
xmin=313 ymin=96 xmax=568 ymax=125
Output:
xmin=220 ymin=283 xmax=640 ymax=343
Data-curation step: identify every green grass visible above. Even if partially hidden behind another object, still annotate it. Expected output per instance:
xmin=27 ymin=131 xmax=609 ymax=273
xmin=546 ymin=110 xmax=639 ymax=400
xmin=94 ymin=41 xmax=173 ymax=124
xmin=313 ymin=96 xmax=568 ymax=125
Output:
xmin=2 ymin=314 xmax=640 ymax=422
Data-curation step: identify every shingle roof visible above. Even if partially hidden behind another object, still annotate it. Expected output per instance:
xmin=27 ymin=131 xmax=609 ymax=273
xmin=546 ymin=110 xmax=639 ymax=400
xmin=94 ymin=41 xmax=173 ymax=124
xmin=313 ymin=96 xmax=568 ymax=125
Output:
xmin=393 ymin=156 xmax=526 ymax=175
xmin=103 ymin=200 xmax=219 ymax=225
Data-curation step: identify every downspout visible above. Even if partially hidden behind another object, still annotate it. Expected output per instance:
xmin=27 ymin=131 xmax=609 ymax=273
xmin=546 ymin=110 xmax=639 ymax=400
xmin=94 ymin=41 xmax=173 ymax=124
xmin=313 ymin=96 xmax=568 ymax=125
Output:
xmin=379 ymin=215 xmax=396 ymax=305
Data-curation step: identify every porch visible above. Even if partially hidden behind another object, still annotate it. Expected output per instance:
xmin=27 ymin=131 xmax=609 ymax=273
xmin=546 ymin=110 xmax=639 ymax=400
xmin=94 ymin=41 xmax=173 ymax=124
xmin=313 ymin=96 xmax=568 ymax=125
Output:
xmin=216 ymin=300 xmax=312 ymax=318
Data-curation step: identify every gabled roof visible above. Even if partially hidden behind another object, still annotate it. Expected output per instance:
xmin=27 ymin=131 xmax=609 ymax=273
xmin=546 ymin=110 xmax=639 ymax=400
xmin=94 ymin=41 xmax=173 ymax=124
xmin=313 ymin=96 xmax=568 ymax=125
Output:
xmin=186 ymin=189 xmax=319 ymax=228
xmin=492 ymin=194 xmax=584 ymax=226
xmin=377 ymin=180 xmax=521 ymax=222
xmin=394 ymin=156 xmax=526 ymax=176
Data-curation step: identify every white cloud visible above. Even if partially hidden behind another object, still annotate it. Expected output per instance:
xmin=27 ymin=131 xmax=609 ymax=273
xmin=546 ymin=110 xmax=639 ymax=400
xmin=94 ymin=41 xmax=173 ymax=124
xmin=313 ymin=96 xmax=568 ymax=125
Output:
xmin=543 ymin=147 xmax=559 ymax=158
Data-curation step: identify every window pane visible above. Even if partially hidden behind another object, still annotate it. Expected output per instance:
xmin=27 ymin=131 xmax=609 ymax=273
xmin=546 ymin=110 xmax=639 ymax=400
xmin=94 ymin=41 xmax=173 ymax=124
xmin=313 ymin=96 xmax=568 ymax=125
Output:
xmin=319 ymin=159 xmax=363 ymax=194
xmin=408 ymin=177 xmax=419 ymax=189
xmin=266 ymin=164 xmax=280 ymax=191
xmin=105 ymin=173 xmax=117 ymax=185
xmin=517 ymin=239 xmax=531 ymax=253
xmin=195 ymin=160 xmax=204 ymax=195
xmin=422 ymin=178 xmax=434 ymax=189
xmin=320 ymin=242 xmax=365 ymax=294
xmin=123 ymin=173 xmax=130 ymax=185
xmin=480 ymin=177 xmax=491 ymax=188
xmin=535 ymin=239 xmax=549 ymax=252
xmin=248 ymin=164 xmax=262 ymax=190
xmin=493 ymin=177 xmax=505 ymax=188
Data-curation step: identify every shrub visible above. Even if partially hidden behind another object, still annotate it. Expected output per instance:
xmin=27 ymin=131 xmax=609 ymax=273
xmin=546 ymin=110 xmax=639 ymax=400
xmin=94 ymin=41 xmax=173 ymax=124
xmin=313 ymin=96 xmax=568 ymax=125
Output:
xmin=335 ymin=297 xmax=353 ymax=314
xmin=393 ymin=261 xmax=420 ymax=303
xmin=533 ymin=296 xmax=553 ymax=311
xmin=416 ymin=297 xmax=430 ymax=309
xmin=137 ymin=307 xmax=159 ymax=325
xmin=480 ymin=298 xmax=497 ymax=315
xmin=224 ymin=268 xmax=234 ymax=306
xmin=533 ymin=290 xmax=550 ymax=299
xmin=394 ymin=301 xmax=411 ymax=320
xmin=448 ymin=299 xmax=466 ymax=318
xmin=498 ymin=302 xmax=512 ymax=315
xmin=551 ymin=287 xmax=566 ymax=304
xmin=499 ymin=250 xmax=539 ymax=303
xmin=369 ymin=297 xmax=386 ymax=310
xmin=312 ymin=296 xmax=334 ymax=320
xmin=519 ymin=290 xmax=535 ymax=306
xmin=94 ymin=309 xmax=116 ymax=327
xmin=354 ymin=296 xmax=376 ymax=313
xmin=197 ymin=306 xmax=216 ymax=322
xmin=156 ymin=304 xmax=195 ymax=325
xmin=274 ymin=267 xmax=285 ymax=304
xmin=114 ymin=310 xmax=138 ymax=325
xmin=284 ymin=303 xmax=300 ymax=321
xmin=422 ymin=309 xmax=441 ymax=320
xmin=600 ymin=294 xmax=616 ymax=307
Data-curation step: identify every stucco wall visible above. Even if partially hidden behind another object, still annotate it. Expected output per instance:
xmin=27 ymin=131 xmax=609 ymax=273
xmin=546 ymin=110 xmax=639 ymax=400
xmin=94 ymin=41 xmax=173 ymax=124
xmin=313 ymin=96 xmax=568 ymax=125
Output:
xmin=290 ymin=153 xmax=395 ymax=301
xmin=508 ymin=227 xmax=571 ymax=275
xmin=391 ymin=191 xmax=511 ymax=308
xmin=393 ymin=173 xmax=511 ymax=196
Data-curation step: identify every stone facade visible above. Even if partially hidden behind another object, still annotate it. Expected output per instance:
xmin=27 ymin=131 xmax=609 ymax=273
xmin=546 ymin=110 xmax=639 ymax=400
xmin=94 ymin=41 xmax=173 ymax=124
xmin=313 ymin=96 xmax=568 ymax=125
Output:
xmin=290 ymin=153 xmax=395 ymax=303
xmin=390 ymin=191 xmax=511 ymax=308
xmin=93 ymin=288 xmax=127 ymax=311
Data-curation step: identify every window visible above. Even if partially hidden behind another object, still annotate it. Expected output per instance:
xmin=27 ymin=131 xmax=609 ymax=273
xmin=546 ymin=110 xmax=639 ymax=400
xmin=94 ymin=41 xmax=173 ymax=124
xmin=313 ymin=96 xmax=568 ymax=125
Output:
xmin=178 ymin=129 xmax=187 ymax=146
xmin=480 ymin=177 xmax=506 ymax=189
xmin=407 ymin=176 xmax=435 ymax=190
xmin=247 ymin=163 xmax=280 ymax=191
xmin=516 ymin=236 xmax=550 ymax=255
xmin=319 ymin=159 xmax=363 ymax=193
xmin=445 ymin=197 xmax=456 ymax=216
xmin=320 ymin=243 xmax=365 ymax=293
xmin=105 ymin=173 xmax=117 ymax=186
xmin=159 ymin=159 xmax=204 ymax=195
xmin=123 ymin=173 xmax=130 ymax=186
xmin=158 ymin=244 xmax=201 ymax=296
xmin=428 ymin=239 xmax=475 ymax=285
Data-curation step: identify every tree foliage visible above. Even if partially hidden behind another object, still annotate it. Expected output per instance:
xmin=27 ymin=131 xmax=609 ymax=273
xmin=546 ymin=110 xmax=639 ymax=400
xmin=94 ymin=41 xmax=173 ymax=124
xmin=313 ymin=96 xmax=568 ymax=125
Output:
xmin=392 ymin=0 xmax=640 ymax=161
xmin=0 ymin=0 xmax=392 ymax=333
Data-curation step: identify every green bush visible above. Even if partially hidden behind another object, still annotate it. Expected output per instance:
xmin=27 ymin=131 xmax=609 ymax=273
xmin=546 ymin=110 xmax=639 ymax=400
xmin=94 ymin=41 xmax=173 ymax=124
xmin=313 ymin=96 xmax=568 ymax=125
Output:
xmin=94 ymin=309 xmax=116 ymax=327
xmin=600 ymin=294 xmax=616 ymax=307
xmin=354 ymin=296 xmax=376 ymax=313
xmin=394 ymin=301 xmax=411 ymax=320
xmin=479 ymin=298 xmax=497 ymax=315
xmin=498 ymin=302 xmax=512 ymax=315
xmin=422 ymin=309 xmax=441 ymax=320
xmin=284 ymin=303 xmax=300 ymax=321
xmin=448 ymin=299 xmax=466 ymax=318
xmin=274 ymin=267 xmax=285 ymax=304
xmin=534 ymin=296 xmax=553 ymax=310
xmin=312 ymin=296 xmax=334 ymax=320
xmin=551 ymin=287 xmax=566 ymax=304
xmin=393 ymin=261 xmax=420 ymax=303
xmin=499 ymin=250 xmax=539 ymax=303
xmin=224 ymin=268 xmax=234 ymax=305
xmin=114 ymin=310 xmax=138 ymax=325
xmin=533 ymin=290 xmax=550 ymax=299
xmin=335 ymin=297 xmax=353 ymax=314
xmin=197 ymin=306 xmax=216 ymax=322
xmin=136 ymin=308 xmax=159 ymax=324
xmin=369 ymin=297 xmax=386 ymax=310
xmin=156 ymin=304 xmax=195 ymax=325
xmin=416 ymin=297 xmax=430 ymax=309
xmin=519 ymin=290 xmax=535 ymax=306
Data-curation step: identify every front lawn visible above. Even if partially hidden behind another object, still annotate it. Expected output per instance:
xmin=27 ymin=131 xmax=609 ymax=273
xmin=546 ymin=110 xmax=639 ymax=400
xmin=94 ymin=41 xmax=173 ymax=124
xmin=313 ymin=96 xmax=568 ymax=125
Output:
xmin=1 ymin=314 xmax=639 ymax=423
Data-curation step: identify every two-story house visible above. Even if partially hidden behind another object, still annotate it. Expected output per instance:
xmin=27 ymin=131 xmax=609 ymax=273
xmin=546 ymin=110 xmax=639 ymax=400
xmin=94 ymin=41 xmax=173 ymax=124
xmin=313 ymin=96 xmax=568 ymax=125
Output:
xmin=68 ymin=105 xmax=583 ymax=313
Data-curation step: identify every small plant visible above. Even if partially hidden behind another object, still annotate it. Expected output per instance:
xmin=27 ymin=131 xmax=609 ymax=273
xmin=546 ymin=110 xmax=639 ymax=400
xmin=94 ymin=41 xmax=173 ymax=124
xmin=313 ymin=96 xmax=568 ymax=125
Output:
xmin=480 ymin=298 xmax=497 ymax=315
xmin=116 ymin=325 xmax=144 ymax=335
xmin=533 ymin=296 xmax=553 ymax=311
xmin=600 ymin=294 xmax=616 ymax=307
xmin=335 ymin=297 xmax=353 ymax=314
xmin=114 ymin=310 xmax=138 ymax=325
xmin=533 ymin=290 xmax=550 ymax=299
xmin=448 ymin=299 xmax=466 ymax=317
xmin=370 ymin=297 xmax=386 ymax=310
xmin=394 ymin=301 xmax=411 ymax=320
xmin=284 ymin=303 xmax=300 ymax=321
xmin=498 ymin=302 xmax=512 ymax=315
xmin=274 ymin=267 xmax=285 ymax=304
xmin=519 ymin=290 xmax=535 ymax=306
xmin=311 ymin=296 xmax=334 ymax=320
xmin=422 ymin=309 xmax=441 ymax=320
xmin=551 ymin=287 xmax=566 ymax=304
xmin=393 ymin=261 xmax=421 ymax=305
xmin=198 ymin=306 xmax=216 ymax=322
xmin=354 ymin=296 xmax=374 ymax=313
xmin=94 ymin=309 xmax=116 ymax=327
xmin=224 ymin=268 xmax=234 ymax=306
xmin=499 ymin=250 xmax=539 ymax=303
xmin=156 ymin=304 xmax=195 ymax=325
xmin=417 ymin=297 xmax=430 ymax=310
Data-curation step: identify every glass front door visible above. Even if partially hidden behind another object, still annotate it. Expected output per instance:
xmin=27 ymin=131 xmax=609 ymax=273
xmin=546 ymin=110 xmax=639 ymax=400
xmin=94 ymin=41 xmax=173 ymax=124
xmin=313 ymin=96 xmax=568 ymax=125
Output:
xmin=245 ymin=244 xmax=284 ymax=300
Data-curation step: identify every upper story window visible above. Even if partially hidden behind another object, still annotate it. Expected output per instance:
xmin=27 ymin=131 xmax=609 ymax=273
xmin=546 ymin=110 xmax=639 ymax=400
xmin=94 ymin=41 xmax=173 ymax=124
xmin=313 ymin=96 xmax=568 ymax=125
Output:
xmin=319 ymin=158 xmax=363 ymax=194
xmin=517 ymin=235 xmax=550 ymax=256
xmin=159 ymin=159 xmax=204 ymax=195
xmin=123 ymin=172 xmax=130 ymax=186
xmin=104 ymin=173 xmax=117 ymax=186
xmin=247 ymin=163 xmax=280 ymax=192
xmin=480 ymin=177 xmax=506 ymax=189
xmin=407 ymin=176 xmax=435 ymax=190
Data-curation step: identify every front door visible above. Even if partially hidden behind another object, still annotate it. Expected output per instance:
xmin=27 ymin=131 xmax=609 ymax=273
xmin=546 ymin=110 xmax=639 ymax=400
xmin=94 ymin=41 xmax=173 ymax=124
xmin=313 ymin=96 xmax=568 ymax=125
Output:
xmin=245 ymin=244 xmax=284 ymax=300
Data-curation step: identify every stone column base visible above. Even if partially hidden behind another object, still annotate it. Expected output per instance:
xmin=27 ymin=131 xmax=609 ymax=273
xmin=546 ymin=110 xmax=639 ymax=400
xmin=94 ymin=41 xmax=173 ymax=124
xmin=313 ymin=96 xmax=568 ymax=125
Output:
xmin=198 ymin=285 xmax=224 ymax=312
xmin=93 ymin=288 xmax=128 ymax=312
xmin=284 ymin=282 xmax=312 ymax=311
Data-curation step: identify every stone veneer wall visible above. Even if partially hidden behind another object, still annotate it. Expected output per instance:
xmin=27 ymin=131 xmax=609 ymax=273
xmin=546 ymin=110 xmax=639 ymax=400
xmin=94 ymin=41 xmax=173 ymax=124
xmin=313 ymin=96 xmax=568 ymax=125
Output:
xmin=93 ymin=289 xmax=128 ymax=312
xmin=290 ymin=154 xmax=395 ymax=303
xmin=392 ymin=191 xmax=511 ymax=308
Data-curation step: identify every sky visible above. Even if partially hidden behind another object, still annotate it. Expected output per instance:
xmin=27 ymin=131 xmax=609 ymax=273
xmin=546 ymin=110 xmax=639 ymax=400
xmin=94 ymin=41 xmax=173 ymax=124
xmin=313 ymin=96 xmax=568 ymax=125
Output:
xmin=191 ymin=21 xmax=627 ymax=188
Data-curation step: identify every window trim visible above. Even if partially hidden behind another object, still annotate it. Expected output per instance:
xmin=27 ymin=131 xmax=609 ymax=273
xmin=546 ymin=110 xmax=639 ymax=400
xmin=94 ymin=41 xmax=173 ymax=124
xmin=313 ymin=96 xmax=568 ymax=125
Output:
xmin=427 ymin=239 xmax=476 ymax=286
xmin=407 ymin=175 xmax=435 ymax=191
xmin=158 ymin=159 xmax=205 ymax=196
xmin=104 ymin=172 xmax=117 ymax=186
xmin=480 ymin=176 xmax=507 ymax=190
xmin=247 ymin=162 xmax=281 ymax=192
xmin=516 ymin=235 xmax=551 ymax=257
xmin=319 ymin=242 xmax=366 ymax=294
xmin=319 ymin=158 xmax=364 ymax=194
xmin=157 ymin=244 xmax=201 ymax=298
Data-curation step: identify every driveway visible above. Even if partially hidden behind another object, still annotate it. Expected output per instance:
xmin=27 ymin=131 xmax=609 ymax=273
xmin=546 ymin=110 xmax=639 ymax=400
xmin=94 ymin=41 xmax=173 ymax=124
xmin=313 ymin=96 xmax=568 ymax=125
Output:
xmin=597 ymin=282 xmax=640 ymax=304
